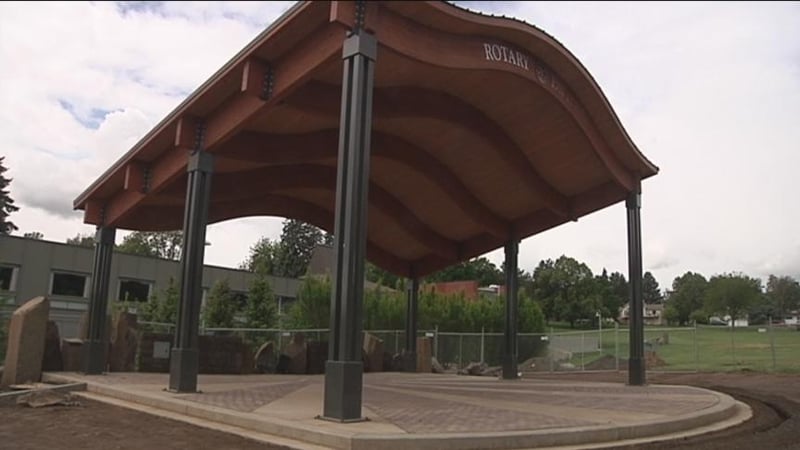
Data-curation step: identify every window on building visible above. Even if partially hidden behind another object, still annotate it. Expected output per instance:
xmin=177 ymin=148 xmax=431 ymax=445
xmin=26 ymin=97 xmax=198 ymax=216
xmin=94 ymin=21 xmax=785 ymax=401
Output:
xmin=118 ymin=279 xmax=152 ymax=302
xmin=51 ymin=272 xmax=88 ymax=297
xmin=0 ymin=266 xmax=17 ymax=291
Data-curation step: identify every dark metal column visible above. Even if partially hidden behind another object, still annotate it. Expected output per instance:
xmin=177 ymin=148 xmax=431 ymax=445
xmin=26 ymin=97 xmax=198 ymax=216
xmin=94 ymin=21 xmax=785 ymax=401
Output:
xmin=83 ymin=226 xmax=116 ymax=374
xmin=322 ymin=29 xmax=377 ymax=422
xmin=404 ymin=277 xmax=419 ymax=372
xmin=502 ymin=239 xmax=520 ymax=379
xmin=627 ymin=183 xmax=646 ymax=386
xmin=169 ymin=150 xmax=213 ymax=393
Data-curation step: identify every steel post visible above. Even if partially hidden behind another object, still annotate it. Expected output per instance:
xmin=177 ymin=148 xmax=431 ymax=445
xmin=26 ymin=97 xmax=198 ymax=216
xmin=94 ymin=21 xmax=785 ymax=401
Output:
xmin=168 ymin=150 xmax=213 ymax=393
xmin=83 ymin=226 xmax=116 ymax=374
xmin=626 ymin=184 xmax=646 ymax=385
xmin=322 ymin=30 xmax=377 ymax=422
xmin=503 ymin=239 xmax=519 ymax=379
xmin=404 ymin=277 xmax=419 ymax=372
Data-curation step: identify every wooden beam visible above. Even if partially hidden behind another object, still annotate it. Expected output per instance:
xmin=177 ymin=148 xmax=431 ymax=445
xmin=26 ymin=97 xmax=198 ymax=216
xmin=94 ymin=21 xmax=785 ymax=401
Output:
xmin=286 ymin=82 xmax=572 ymax=218
xmin=220 ymin=129 xmax=509 ymax=237
xmin=123 ymin=162 xmax=146 ymax=193
xmin=374 ymin=8 xmax=635 ymax=191
xmin=101 ymin=21 xmax=345 ymax=229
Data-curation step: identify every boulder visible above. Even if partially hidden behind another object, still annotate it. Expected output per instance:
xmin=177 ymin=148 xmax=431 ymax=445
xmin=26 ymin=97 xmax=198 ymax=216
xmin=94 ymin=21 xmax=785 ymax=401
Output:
xmin=41 ymin=321 xmax=63 ymax=372
xmin=2 ymin=297 xmax=50 ymax=387
xmin=480 ymin=366 xmax=501 ymax=377
xmin=362 ymin=332 xmax=384 ymax=372
xmin=431 ymin=356 xmax=445 ymax=374
xmin=254 ymin=341 xmax=276 ymax=374
xmin=282 ymin=333 xmax=307 ymax=374
xmin=458 ymin=361 xmax=487 ymax=376
xmin=109 ymin=312 xmax=138 ymax=372
xmin=60 ymin=338 xmax=84 ymax=372
xmin=382 ymin=351 xmax=394 ymax=372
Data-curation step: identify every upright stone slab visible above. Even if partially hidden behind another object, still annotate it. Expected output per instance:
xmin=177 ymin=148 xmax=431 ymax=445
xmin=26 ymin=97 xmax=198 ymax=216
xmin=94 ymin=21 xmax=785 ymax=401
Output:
xmin=2 ymin=297 xmax=50 ymax=387
xmin=306 ymin=340 xmax=328 ymax=375
xmin=109 ymin=312 xmax=139 ymax=372
xmin=41 ymin=321 xmax=63 ymax=372
xmin=282 ymin=333 xmax=307 ymax=375
xmin=363 ymin=332 xmax=384 ymax=372
xmin=61 ymin=338 xmax=84 ymax=372
xmin=255 ymin=341 xmax=276 ymax=374
xmin=416 ymin=336 xmax=432 ymax=373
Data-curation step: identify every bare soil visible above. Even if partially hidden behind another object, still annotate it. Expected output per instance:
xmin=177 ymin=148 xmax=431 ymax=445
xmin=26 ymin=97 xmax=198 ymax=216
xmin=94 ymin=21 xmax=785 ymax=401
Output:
xmin=1 ymin=372 xmax=799 ymax=449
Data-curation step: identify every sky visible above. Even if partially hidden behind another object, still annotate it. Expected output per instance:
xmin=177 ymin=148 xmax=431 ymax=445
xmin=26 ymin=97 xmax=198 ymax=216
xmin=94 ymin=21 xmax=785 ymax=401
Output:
xmin=1 ymin=1 xmax=798 ymax=291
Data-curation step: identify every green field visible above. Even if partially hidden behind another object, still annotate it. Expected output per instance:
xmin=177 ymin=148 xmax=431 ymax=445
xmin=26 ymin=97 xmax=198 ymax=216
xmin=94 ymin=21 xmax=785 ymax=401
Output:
xmin=569 ymin=325 xmax=800 ymax=373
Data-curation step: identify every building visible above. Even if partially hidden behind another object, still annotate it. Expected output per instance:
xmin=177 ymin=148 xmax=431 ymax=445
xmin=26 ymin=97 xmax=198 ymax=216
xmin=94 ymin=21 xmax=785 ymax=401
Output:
xmin=0 ymin=235 xmax=301 ymax=337
xmin=619 ymin=303 xmax=664 ymax=326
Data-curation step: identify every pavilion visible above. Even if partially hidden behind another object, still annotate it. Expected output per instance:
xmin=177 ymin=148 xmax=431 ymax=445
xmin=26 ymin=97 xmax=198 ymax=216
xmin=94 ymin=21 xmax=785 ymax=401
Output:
xmin=73 ymin=0 xmax=658 ymax=421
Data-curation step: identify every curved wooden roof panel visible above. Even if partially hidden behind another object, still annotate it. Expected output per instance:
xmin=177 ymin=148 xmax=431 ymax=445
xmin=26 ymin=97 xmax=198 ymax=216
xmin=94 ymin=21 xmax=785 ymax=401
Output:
xmin=73 ymin=1 xmax=658 ymax=278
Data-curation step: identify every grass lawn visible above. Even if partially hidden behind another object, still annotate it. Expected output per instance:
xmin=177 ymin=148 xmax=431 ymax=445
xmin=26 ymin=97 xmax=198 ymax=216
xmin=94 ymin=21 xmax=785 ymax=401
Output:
xmin=560 ymin=325 xmax=800 ymax=373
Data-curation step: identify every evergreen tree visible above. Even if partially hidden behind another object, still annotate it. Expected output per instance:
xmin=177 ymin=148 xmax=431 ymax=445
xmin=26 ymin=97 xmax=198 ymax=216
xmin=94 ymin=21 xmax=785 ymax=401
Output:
xmin=141 ymin=277 xmax=179 ymax=324
xmin=642 ymin=271 xmax=663 ymax=304
xmin=202 ymin=279 xmax=238 ymax=328
xmin=245 ymin=268 xmax=277 ymax=329
xmin=0 ymin=157 xmax=18 ymax=235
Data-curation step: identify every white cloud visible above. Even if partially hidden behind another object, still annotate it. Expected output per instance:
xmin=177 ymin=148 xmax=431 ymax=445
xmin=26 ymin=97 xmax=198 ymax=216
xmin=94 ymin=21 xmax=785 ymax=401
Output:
xmin=1 ymin=1 xmax=798 ymax=291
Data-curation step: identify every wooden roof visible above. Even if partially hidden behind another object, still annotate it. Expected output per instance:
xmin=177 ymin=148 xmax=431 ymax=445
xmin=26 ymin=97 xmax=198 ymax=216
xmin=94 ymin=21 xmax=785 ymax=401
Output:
xmin=73 ymin=1 xmax=658 ymax=278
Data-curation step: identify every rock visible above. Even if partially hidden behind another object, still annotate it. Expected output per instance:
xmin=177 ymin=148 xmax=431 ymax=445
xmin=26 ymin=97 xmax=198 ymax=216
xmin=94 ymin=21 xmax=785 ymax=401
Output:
xmin=254 ymin=341 xmax=276 ymax=374
xmin=276 ymin=354 xmax=291 ymax=374
xmin=416 ymin=337 xmax=432 ymax=373
xmin=282 ymin=333 xmax=307 ymax=374
xmin=198 ymin=335 xmax=246 ymax=374
xmin=17 ymin=390 xmax=81 ymax=408
xmin=41 ymin=321 xmax=63 ymax=372
xmin=60 ymin=339 xmax=84 ymax=372
xmin=458 ymin=361 xmax=487 ymax=376
xmin=109 ymin=312 xmax=138 ymax=372
xmin=2 ymin=297 xmax=50 ymax=387
xmin=390 ymin=352 xmax=405 ymax=372
xmin=480 ymin=366 xmax=501 ymax=377
xmin=558 ymin=362 xmax=576 ymax=371
xmin=77 ymin=311 xmax=111 ymax=342
xmin=362 ymin=332 xmax=384 ymax=372
xmin=306 ymin=340 xmax=328 ymax=374
xmin=431 ymin=357 xmax=445 ymax=374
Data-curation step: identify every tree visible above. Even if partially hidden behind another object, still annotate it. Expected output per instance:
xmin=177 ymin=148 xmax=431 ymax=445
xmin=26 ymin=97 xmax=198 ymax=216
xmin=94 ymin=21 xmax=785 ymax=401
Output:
xmin=665 ymin=272 xmax=708 ymax=325
xmin=766 ymin=275 xmax=800 ymax=320
xmin=202 ymin=279 xmax=238 ymax=328
xmin=426 ymin=257 xmax=503 ymax=287
xmin=245 ymin=268 xmax=277 ymax=329
xmin=66 ymin=233 xmax=95 ymax=247
xmin=642 ymin=271 xmax=663 ymax=304
xmin=241 ymin=237 xmax=280 ymax=273
xmin=365 ymin=261 xmax=402 ymax=289
xmin=0 ymin=157 xmax=18 ymax=235
xmin=117 ymin=231 xmax=182 ymax=260
xmin=594 ymin=269 xmax=628 ymax=322
xmin=286 ymin=276 xmax=331 ymax=328
xmin=704 ymin=273 xmax=762 ymax=328
xmin=23 ymin=231 xmax=43 ymax=240
xmin=275 ymin=219 xmax=324 ymax=277
xmin=140 ymin=277 xmax=179 ymax=324
xmin=531 ymin=255 xmax=598 ymax=327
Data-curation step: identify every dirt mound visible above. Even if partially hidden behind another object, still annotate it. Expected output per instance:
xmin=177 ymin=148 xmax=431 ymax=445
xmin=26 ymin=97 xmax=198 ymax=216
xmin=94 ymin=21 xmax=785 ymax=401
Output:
xmin=584 ymin=352 xmax=665 ymax=371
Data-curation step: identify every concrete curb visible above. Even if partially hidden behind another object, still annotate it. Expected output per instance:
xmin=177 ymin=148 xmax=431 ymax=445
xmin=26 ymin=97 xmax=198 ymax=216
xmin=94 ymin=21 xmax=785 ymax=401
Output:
xmin=42 ymin=373 xmax=749 ymax=450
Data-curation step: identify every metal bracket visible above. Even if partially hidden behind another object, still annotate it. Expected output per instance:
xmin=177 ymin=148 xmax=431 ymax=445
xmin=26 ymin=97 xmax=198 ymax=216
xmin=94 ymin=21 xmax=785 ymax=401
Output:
xmin=193 ymin=121 xmax=206 ymax=153
xmin=142 ymin=166 xmax=152 ymax=193
xmin=261 ymin=65 xmax=275 ymax=101
xmin=353 ymin=0 xmax=366 ymax=34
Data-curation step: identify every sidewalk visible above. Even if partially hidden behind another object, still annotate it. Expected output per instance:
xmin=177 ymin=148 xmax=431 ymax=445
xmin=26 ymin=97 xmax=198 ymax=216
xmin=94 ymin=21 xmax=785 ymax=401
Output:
xmin=43 ymin=372 xmax=750 ymax=450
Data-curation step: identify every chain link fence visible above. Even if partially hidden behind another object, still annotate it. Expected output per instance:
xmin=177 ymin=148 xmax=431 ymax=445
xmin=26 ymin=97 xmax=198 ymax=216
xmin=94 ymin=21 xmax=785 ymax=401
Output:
xmin=122 ymin=321 xmax=800 ymax=373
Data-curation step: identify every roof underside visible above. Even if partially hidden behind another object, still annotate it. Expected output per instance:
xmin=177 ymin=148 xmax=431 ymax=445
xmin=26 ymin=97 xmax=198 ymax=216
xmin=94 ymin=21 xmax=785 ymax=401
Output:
xmin=73 ymin=1 xmax=658 ymax=278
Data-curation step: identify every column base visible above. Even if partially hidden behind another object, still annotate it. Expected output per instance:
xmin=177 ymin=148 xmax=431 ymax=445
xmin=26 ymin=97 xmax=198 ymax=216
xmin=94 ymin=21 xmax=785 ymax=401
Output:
xmin=81 ymin=339 xmax=107 ymax=375
xmin=168 ymin=347 xmax=199 ymax=393
xmin=502 ymin=354 xmax=519 ymax=380
xmin=628 ymin=357 xmax=646 ymax=386
xmin=322 ymin=360 xmax=365 ymax=422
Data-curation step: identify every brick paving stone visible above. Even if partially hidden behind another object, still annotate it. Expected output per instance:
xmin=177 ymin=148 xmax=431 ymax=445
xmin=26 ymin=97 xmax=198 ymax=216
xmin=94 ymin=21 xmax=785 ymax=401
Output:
xmin=182 ymin=379 xmax=312 ymax=412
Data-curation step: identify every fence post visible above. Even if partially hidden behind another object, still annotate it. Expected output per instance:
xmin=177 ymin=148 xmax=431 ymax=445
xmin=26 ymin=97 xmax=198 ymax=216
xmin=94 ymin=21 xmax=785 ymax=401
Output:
xmin=694 ymin=321 xmax=699 ymax=372
xmin=550 ymin=327 xmax=554 ymax=372
xmin=434 ymin=325 xmax=439 ymax=359
xmin=769 ymin=316 xmax=776 ymax=371
xmin=581 ymin=332 xmax=585 ymax=370
xmin=615 ymin=322 xmax=619 ymax=372
xmin=458 ymin=334 xmax=463 ymax=368
xmin=480 ymin=327 xmax=485 ymax=364
xmin=395 ymin=330 xmax=399 ymax=354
